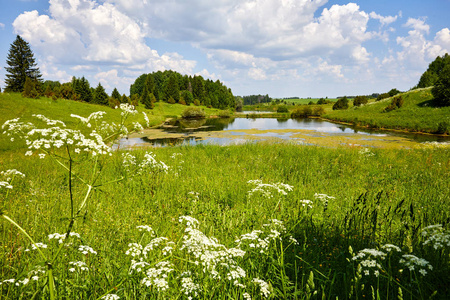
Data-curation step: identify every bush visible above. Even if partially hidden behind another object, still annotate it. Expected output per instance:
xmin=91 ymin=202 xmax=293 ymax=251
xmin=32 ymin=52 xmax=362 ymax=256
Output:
xmin=217 ymin=110 xmax=231 ymax=118
xmin=332 ymin=97 xmax=349 ymax=110
xmin=181 ymin=107 xmax=206 ymax=119
xmin=167 ymin=97 xmax=176 ymax=104
xmin=277 ymin=105 xmax=289 ymax=113
xmin=353 ymin=96 xmax=368 ymax=107
xmin=376 ymin=93 xmax=390 ymax=101
xmin=313 ymin=106 xmax=325 ymax=116
xmin=437 ymin=121 xmax=449 ymax=134
xmin=384 ymin=96 xmax=404 ymax=112
xmin=291 ymin=106 xmax=312 ymax=118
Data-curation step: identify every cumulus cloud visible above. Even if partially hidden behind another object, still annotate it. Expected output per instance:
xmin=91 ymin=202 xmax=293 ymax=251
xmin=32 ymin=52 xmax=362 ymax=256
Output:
xmin=396 ymin=18 xmax=450 ymax=69
xmin=370 ymin=12 xmax=398 ymax=26
xmin=13 ymin=0 xmax=196 ymax=71
xmin=0 ymin=23 xmax=5 ymax=29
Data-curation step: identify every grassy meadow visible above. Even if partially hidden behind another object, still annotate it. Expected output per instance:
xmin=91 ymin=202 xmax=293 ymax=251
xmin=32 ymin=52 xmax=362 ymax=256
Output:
xmin=0 ymin=92 xmax=449 ymax=299
xmin=324 ymin=88 xmax=450 ymax=134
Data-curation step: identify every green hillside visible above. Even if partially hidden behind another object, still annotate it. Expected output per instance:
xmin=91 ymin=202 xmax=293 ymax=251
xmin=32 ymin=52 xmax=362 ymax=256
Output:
xmin=324 ymin=88 xmax=450 ymax=134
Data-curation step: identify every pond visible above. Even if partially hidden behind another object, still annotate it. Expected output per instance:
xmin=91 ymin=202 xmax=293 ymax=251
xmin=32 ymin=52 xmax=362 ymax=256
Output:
xmin=114 ymin=117 xmax=450 ymax=149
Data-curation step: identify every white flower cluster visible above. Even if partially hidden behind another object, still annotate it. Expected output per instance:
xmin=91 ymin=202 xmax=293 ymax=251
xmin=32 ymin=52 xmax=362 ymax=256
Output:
xmin=359 ymin=147 xmax=375 ymax=157
xmin=352 ymin=244 xmax=432 ymax=277
xmin=71 ymin=111 xmax=106 ymax=128
xmin=299 ymin=199 xmax=313 ymax=209
xmin=252 ymin=278 xmax=272 ymax=298
xmin=0 ymin=278 xmax=30 ymax=287
xmin=118 ymin=103 xmax=138 ymax=117
xmin=141 ymin=261 xmax=174 ymax=292
xmin=236 ymin=219 xmax=296 ymax=254
xmin=247 ymin=180 xmax=293 ymax=199
xmin=142 ymin=112 xmax=150 ymax=127
xmin=421 ymin=224 xmax=450 ymax=250
xmin=69 ymin=261 xmax=89 ymax=272
xmin=101 ymin=294 xmax=120 ymax=300
xmin=180 ymin=277 xmax=201 ymax=299
xmin=48 ymin=232 xmax=81 ymax=244
xmin=136 ymin=225 xmax=154 ymax=234
xmin=122 ymin=152 xmax=169 ymax=174
xmin=129 ymin=260 xmax=150 ymax=274
xmin=0 ymin=169 xmax=25 ymax=190
xmin=399 ymin=254 xmax=433 ymax=275
xmin=78 ymin=245 xmax=97 ymax=255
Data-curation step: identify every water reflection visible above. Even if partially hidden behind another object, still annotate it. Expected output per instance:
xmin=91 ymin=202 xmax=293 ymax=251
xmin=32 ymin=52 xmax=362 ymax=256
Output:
xmin=114 ymin=117 xmax=449 ymax=148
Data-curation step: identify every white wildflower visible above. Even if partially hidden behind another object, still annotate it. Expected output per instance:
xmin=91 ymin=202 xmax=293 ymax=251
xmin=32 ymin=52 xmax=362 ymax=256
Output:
xmin=136 ymin=225 xmax=154 ymax=234
xmin=247 ymin=179 xmax=293 ymax=198
xmin=252 ymin=278 xmax=271 ymax=298
xmin=126 ymin=243 xmax=143 ymax=257
xmin=101 ymin=294 xmax=120 ymax=300
xmin=69 ymin=261 xmax=89 ymax=272
xmin=78 ymin=245 xmax=97 ymax=255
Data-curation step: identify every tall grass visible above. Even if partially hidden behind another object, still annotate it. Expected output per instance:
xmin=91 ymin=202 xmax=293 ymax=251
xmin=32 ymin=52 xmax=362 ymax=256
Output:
xmin=0 ymin=98 xmax=449 ymax=298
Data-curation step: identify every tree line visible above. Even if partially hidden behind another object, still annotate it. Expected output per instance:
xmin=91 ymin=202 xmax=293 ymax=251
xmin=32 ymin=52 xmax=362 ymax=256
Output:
xmin=129 ymin=71 xmax=235 ymax=110
xmin=2 ymin=35 xmax=236 ymax=110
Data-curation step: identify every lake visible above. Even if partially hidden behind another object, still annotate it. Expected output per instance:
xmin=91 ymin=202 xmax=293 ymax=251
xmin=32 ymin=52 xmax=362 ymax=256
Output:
xmin=114 ymin=117 xmax=450 ymax=149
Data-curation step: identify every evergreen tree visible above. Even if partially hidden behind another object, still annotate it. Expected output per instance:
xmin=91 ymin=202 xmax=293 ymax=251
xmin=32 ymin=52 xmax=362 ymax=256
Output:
xmin=141 ymin=85 xmax=154 ymax=109
xmin=5 ymin=35 xmax=42 ymax=92
xmin=75 ymin=77 xmax=93 ymax=102
xmin=93 ymin=83 xmax=109 ymax=105
xmin=22 ymin=77 xmax=39 ymax=98
xmin=120 ymin=94 xmax=129 ymax=104
xmin=111 ymin=88 xmax=121 ymax=100
xmin=165 ymin=74 xmax=180 ymax=102
xmin=332 ymin=96 xmax=349 ymax=110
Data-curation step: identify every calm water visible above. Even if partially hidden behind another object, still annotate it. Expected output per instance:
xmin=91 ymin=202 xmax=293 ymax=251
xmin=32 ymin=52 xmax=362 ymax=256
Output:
xmin=115 ymin=117 xmax=449 ymax=147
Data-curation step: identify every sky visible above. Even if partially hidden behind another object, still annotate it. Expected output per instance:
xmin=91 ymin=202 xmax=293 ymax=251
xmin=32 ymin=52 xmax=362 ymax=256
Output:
xmin=0 ymin=0 xmax=450 ymax=98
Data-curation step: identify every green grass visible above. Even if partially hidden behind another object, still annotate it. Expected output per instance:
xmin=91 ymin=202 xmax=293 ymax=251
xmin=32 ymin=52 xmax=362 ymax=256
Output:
xmin=0 ymin=92 xmax=449 ymax=299
xmin=274 ymin=98 xmax=339 ymax=105
xmin=0 ymin=93 xmax=224 ymax=155
xmin=324 ymin=88 xmax=450 ymax=134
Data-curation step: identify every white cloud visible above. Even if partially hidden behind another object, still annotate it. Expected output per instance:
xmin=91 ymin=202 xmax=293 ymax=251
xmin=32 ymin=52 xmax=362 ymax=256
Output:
xmin=0 ymin=23 xmax=5 ymax=29
xmin=13 ymin=0 xmax=195 ymax=70
xmin=370 ymin=12 xmax=398 ymax=26
xmin=404 ymin=17 xmax=430 ymax=34
xmin=94 ymin=69 xmax=133 ymax=92
xmin=248 ymin=68 xmax=267 ymax=80
xmin=195 ymin=69 xmax=220 ymax=81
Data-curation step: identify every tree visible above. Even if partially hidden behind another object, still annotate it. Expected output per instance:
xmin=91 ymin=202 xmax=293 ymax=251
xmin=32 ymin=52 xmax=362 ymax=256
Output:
xmin=141 ymin=85 xmax=154 ymax=109
xmin=417 ymin=53 xmax=450 ymax=88
xmin=165 ymin=74 xmax=180 ymax=103
xmin=353 ymin=95 xmax=368 ymax=107
xmin=5 ymin=35 xmax=42 ymax=92
xmin=111 ymin=88 xmax=121 ymax=101
xmin=93 ymin=83 xmax=109 ymax=105
xmin=332 ymin=97 xmax=349 ymax=110
xmin=22 ymin=77 xmax=39 ymax=98
xmin=74 ymin=77 xmax=92 ymax=102
xmin=432 ymin=64 xmax=450 ymax=106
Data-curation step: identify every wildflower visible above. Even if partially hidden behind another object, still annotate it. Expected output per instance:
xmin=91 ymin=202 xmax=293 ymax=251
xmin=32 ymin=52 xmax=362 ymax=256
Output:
xmin=142 ymin=112 xmax=150 ymax=127
xmin=247 ymin=180 xmax=293 ymax=198
xmin=78 ymin=245 xmax=97 ymax=255
xmin=136 ymin=225 xmax=154 ymax=234
xmin=30 ymin=242 xmax=48 ymax=250
xmin=421 ymin=224 xmax=450 ymax=250
xmin=129 ymin=260 xmax=150 ymax=274
xmin=243 ymin=292 xmax=252 ymax=300
xmin=399 ymin=254 xmax=432 ymax=275
xmin=126 ymin=243 xmax=143 ymax=257
xmin=39 ymin=154 xmax=46 ymax=159
xmin=381 ymin=244 xmax=402 ymax=252
xmin=179 ymin=216 xmax=200 ymax=228
xmin=252 ymin=278 xmax=271 ymax=298
xmin=101 ymin=294 xmax=120 ymax=300
xmin=48 ymin=232 xmax=80 ymax=243
xmin=25 ymin=151 xmax=33 ymax=156
xmin=299 ymin=199 xmax=313 ymax=209
xmin=69 ymin=261 xmax=89 ymax=272
xmin=180 ymin=277 xmax=201 ymax=298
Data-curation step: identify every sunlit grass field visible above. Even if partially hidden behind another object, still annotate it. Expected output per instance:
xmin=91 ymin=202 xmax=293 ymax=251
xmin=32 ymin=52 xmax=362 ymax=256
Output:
xmin=0 ymin=92 xmax=449 ymax=299
xmin=324 ymin=88 xmax=450 ymax=134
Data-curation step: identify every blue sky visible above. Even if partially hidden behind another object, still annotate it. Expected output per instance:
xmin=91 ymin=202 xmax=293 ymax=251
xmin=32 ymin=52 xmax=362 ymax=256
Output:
xmin=1 ymin=0 xmax=450 ymax=98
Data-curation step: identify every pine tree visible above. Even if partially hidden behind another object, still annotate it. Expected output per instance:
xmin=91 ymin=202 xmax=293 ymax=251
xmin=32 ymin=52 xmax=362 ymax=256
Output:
xmin=165 ymin=74 xmax=180 ymax=103
xmin=5 ymin=35 xmax=42 ymax=92
xmin=93 ymin=83 xmax=109 ymax=105
xmin=111 ymin=88 xmax=121 ymax=100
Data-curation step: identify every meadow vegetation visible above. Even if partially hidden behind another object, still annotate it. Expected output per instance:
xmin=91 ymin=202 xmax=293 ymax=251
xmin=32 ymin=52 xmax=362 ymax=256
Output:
xmin=324 ymin=88 xmax=450 ymax=134
xmin=0 ymin=92 xmax=449 ymax=299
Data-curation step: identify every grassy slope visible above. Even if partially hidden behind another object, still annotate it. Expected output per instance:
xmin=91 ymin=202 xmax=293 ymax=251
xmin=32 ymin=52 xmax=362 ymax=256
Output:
xmin=0 ymin=93 xmax=222 ymax=154
xmin=324 ymin=88 xmax=450 ymax=133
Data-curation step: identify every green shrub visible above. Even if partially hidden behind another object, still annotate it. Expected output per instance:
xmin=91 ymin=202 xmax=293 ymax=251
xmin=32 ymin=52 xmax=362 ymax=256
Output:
xmin=217 ymin=110 xmax=231 ymax=118
xmin=384 ymin=96 xmax=404 ymax=112
xmin=181 ymin=107 xmax=206 ymax=119
xmin=332 ymin=97 xmax=349 ymax=110
xmin=437 ymin=121 xmax=449 ymax=134
xmin=277 ymin=105 xmax=289 ymax=113
xmin=353 ymin=95 xmax=368 ymax=107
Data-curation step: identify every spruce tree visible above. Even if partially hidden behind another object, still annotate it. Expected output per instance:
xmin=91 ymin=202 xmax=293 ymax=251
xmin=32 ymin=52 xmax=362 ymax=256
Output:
xmin=93 ymin=83 xmax=109 ymax=105
xmin=111 ymin=88 xmax=121 ymax=100
xmin=5 ymin=35 xmax=42 ymax=92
